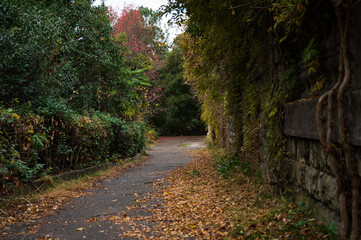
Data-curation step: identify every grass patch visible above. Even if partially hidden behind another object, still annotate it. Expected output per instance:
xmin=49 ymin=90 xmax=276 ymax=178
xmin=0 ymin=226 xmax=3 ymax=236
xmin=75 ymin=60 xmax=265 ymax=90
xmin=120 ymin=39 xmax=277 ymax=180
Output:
xmin=188 ymin=169 xmax=201 ymax=176
xmin=216 ymin=153 xmax=251 ymax=178
xmin=178 ymin=143 xmax=190 ymax=147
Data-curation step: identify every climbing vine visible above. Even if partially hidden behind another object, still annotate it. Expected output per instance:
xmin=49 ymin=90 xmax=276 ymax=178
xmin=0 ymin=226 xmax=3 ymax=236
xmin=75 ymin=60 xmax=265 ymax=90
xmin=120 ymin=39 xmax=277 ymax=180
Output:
xmin=163 ymin=0 xmax=360 ymax=238
xmin=166 ymin=0 xmax=310 ymax=172
xmin=316 ymin=1 xmax=360 ymax=239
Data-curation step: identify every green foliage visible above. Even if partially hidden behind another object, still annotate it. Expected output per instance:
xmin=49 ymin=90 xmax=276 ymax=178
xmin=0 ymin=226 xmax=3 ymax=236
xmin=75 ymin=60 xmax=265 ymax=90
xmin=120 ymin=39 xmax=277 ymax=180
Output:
xmin=270 ymin=0 xmax=309 ymax=42
xmin=231 ymin=197 xmax=337 ymax=239
xmin=189 ymin=169 xmax=200 ymax=176
xmin=140 ymin=6 xmax=167 ymax=43
xmin=151 ymin=46 xmax=206 ymax=136
xmin=0 ymin=0 xmax=154 ymax=195
xmin=216 ymin=154 xmax=250 ymax=179
xmin=0 ymin=0 xmax=140 ymax=117
xmin=0 ymin=108 xmax=45 ymax=195
xmin=31 ymin=133 xmax=50 ymax=150
xmin=0 ymin=0 xmax=62 ymax=102
xmin=164 ymin=0 xmax=333 ymax=182
xmin=0 ymin=107 xmax=147 ymax=195
xmin=317 ymin=222 xmax=338 ymax=237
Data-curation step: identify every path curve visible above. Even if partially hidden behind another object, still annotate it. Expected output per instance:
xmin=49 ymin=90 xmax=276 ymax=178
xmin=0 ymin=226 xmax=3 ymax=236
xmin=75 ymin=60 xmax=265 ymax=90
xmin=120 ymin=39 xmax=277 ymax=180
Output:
xmin=2 ymin=136 xmax=205 ymax=240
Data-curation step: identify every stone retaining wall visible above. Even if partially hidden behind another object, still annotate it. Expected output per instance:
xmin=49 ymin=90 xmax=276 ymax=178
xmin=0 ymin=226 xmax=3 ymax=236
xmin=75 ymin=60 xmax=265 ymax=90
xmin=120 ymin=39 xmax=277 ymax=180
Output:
xmin=283 ymin=96 xmax=361 ymax=226
xmin=286 ymin=137 xmax=340 ymax=225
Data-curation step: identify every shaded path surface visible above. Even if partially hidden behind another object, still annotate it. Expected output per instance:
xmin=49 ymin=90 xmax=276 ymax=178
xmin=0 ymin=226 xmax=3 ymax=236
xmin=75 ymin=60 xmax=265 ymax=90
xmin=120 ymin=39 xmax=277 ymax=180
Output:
xmin=3 ymin=136 xmax=205 ymax=240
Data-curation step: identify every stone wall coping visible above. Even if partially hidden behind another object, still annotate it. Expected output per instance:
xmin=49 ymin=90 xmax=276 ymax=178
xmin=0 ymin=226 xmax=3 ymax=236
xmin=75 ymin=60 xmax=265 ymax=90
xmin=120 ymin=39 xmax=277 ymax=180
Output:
xmin=283 ymin=91 xmax=361 ymax=146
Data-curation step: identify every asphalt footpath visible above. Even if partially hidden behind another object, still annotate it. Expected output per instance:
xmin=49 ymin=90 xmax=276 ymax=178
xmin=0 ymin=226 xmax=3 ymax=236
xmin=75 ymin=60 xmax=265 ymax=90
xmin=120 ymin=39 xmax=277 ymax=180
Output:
xmin=1 ymin=136 xmax=205 ymax=240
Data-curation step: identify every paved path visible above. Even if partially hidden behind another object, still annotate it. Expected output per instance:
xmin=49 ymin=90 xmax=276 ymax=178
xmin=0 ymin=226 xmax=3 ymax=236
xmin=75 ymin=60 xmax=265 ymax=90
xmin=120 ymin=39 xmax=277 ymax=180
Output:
xmin=2 ymin=136 xmax=205 ymax=240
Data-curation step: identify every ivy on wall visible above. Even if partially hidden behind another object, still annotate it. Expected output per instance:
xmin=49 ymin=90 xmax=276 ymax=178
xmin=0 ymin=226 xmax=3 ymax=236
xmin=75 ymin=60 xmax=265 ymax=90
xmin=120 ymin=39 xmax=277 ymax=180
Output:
xmin=162 ymin=0 xmax=360 ymax=238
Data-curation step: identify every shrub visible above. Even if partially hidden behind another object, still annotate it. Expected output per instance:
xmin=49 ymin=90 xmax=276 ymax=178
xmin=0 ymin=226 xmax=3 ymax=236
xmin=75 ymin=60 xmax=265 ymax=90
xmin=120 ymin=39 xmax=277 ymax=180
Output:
xmin=216 ymin=154 xmax=250 ymax=179
xmin=0 ymin=107 xmax=147 ymax=195
xmin=0 ymin=108 xmax=46 ymax=195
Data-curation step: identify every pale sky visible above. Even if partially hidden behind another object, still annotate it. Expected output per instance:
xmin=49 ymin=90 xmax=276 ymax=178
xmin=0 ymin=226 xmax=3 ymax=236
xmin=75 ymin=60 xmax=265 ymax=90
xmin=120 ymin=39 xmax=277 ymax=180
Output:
xmin=93 ymin=0 xmax=183 ymax=44
xmin=94 ymin=0 xmax=167 ymax=11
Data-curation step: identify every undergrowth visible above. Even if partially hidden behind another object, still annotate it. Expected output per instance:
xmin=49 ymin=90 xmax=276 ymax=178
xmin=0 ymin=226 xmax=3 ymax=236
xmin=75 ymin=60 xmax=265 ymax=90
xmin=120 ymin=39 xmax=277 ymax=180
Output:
xmin=209 ymin=149 xmax=338 ymax=239
xmin=216 ymin=153 xmax=251 ymax=179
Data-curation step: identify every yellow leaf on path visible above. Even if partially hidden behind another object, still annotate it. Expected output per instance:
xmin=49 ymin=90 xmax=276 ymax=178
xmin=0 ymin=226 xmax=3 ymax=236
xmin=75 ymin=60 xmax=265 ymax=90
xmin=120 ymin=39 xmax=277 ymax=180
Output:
xmin=75 ymin=227 xmax=84 ymax=231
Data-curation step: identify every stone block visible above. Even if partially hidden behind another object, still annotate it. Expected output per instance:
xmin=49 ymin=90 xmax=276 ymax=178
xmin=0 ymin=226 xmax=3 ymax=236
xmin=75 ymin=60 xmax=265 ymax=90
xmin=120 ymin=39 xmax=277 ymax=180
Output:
xmin=286 ymin=137 xmax=333 ymax=175
xmin=286 ymin=137 xmax=296 ymax=156
xmin=294 ymin=191 xmax=341 ymax=227
xmin=290 ymin=159 xmax=306 ymax=186
xmin=289 ymin=159 xmax=337 ymax=211
xmin=309 ymin=140 xmax=333 ymax=175
xmin=296 ymin=138 xmax=310 ymax=164
xmin=283 ymin=99 xmax=319 ymax=140
xmin=309 ymin=141 xmax=321 ymax=170
xmin=350 ymin=91 xmax=361 ymax=145
xmin=355 ymin=148 xmax=361 ymax=178
xmin=350 ymin=2 xmax=361 ymax=89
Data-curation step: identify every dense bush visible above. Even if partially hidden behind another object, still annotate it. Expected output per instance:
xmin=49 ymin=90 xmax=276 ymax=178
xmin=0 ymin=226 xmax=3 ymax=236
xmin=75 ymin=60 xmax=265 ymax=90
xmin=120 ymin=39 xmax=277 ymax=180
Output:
xmin=0 ymin=0 xmax=151 ymax=195
xmin=0 ymin=107 xmax=147 ymax=195
xmin=0 ymin=0 xmax=206 ymax=196
xmin=0 ymin=0 xmax=133 ymax=114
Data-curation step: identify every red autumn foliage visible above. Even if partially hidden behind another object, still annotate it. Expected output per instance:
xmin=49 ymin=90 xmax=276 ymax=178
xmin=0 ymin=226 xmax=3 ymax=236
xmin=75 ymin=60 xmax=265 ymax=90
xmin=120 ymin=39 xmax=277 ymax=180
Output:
xmin=109 ymin=5 xmax=167 ymax=111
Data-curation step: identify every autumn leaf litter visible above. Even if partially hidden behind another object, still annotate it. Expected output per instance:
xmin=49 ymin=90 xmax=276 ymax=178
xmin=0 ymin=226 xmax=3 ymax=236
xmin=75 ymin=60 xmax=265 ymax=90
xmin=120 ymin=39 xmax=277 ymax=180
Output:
xmin=106 ymin=148 xmax=332 ymax=239
xmin=1 ymin=149 xmax=334 ymax=239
